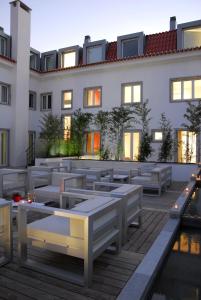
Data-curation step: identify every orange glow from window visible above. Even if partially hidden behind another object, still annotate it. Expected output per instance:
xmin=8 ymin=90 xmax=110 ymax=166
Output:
xmin=94 ymin=132 xmax=100 ymax=153
xmin=94 ymin=89 xmax=101 ymax=105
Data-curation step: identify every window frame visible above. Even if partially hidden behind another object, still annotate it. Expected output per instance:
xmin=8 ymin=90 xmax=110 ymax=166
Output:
xmin=117 ymin=32 xmax=144 ymax=59
xmin=152 ymin=130 xmax=163 ymax=143
xmin=40 ymin=93 xmax=52 ymax=111
xmin=121 ymin=81 xmax=143 ymax=105
xmin=177 ymin=20 xmax=201 ymax=50
xmin=170 ymin=77 xmax=201 ymax=102
xmin=62 ymin=114 xmax=71 ymax=140
xmin=58 ymin=45 xmax=80 ymax=69
xmin=0 ymin=82 xmax=11 ymax=105
xmin=29 ymin=91 xmax=37 ymax=111
xmin=83 ymin=39 xmax=107 ymax=65
xmin=85 ymin=130 xmax=101 ymax=155
xmin=123 ymin=129 xmax=141 ymax=161
xmin=83 ymin=86 xmax=102 ymax=108
xmin=61 ymin=90 xmax=73 ymax=110
xmin=0 ymin=36 xmax=7 ymax=56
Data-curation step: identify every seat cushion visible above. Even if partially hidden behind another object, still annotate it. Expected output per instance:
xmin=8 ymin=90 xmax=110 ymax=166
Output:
xmin=34 ymin=185 xmax=60 ymax=202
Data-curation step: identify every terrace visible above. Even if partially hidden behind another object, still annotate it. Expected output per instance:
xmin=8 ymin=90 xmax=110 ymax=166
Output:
xmin=0 ymin=175 xmax=186 ymax=300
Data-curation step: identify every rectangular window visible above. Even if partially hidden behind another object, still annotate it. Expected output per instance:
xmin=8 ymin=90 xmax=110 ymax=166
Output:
xmin=63 ymin=115 xmax=71 ymax=140
xmin=0 ymin=37 xmax=6 ymax=56
xmin=30 ymin=53 xmax=37 ymax=69
xmin=122 ymin=38 xmax=138 ymax=57
xmin=62 ymin=90 xmax=73 ymax=109
xmin=87 ymin=46 xmax=102 ymax=64
xmin=62 ymin=51 xmax=76 ymax=68
xmin=44 ymin=55 xmax=54 ymax=71
xmin=86 ymin=131 xmax=100 ymax=155
xmin=153 ymin=130 xmax=163 ymax=142
xmin=122 ymin=82 xmax=142 ymax=104
xmin=84 ymin=87 xmax=101 ymax=107
xmin=177 ymin=130 xmax=197 ymax=163
xmin=124 ymin=131 xmax=140 ymax=161
xmin=0 ymin=84 xmax=10 ymax=105
xmin=29 ymin=91 xmax=36 ymax=110
xmin=0 ymin=129 xmax=9 ymax=166
xmin=171 ymin=78 xmax=201 ymax=101
xmin=183 ymin=27 xmax=201 ymax=49
xmin=41 ymin=93 xmax=52 ymax=111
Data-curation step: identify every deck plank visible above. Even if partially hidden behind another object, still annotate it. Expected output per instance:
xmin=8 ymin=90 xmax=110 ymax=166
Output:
xmin=1 ymin=183 xmax=182 ymax=300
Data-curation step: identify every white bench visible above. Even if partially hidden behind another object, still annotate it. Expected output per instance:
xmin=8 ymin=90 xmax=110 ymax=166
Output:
xmin=18 ymin=196 xmax=122 ymax=286
xmin=61 ymin=182 xmax=142 ymax=244
xmin=0 ymin=199 xmax=12 ymax=266
xmin=130 ymin=165 xmax=172 ymax=196
xmin=0 ymin=169 xmax=27 ymax=197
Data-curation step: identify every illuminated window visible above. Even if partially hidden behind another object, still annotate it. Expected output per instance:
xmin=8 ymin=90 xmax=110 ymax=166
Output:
xmin=183 ymin=26 xmax=201 ymax=49
xmin=62 ymin=51 xmax=76 ymax=68
xmin=124 ymin=131 xmax=140 ymax=161
xmin=41 ymin=93 xmax=52 ymax=111
xmin=153 ymin=131 xmax=163 ymax=142
xmin=0 ymin=83 xmax=10 ymax=105
xmin=84 ymin=87 xmax=101 ymax=107
xmin=177 ymin=130 xmax=197 ymax=163
xmin=122 ymin=82 xmax=142 ymax=104
xmin=62 ymin=90 xmax=72 ymax=109
xmin=63 ymin=115 xmax=71 ymax=140
xmin=171 ymin=78 xmax=201 ymax=101
xmin=0 ymin=129 xmax=9 ymax=166
xmin=0 ymin=36 xmax=6 ymax=56
xmin=86 ymin=132 xmax=100 ymax=154
xmin=122 ymin=38 xmax=138 ymax=57
xmin=87 ymin=46 xmax=102 ymax=64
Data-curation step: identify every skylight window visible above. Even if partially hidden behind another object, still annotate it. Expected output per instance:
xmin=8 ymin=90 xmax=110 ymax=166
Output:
xmin=122 ymin=38 xmax=138 ymax=57
xmin=87 ymin=46 xmax=102 ymax=64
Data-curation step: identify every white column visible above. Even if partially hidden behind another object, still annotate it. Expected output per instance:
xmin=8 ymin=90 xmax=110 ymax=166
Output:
xmin=10 ymin=1 xmax=31 ymax=167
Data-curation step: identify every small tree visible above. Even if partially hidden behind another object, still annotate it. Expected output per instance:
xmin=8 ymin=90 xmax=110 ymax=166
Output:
xmin=39 ymin=113 xmax=63 ymax=156
xmin=158 ymin=113 xmax=173 ymax=162
xmin=134 ymin=100 xmax=152 ymax=161
xmin=182 ymin=102 xmax=201 ymax=162
xmin=94 ymin=110 xmax=110 ymax=160
xmin=71 ymin=109 xmax=93 ymax=157
xmin=109 ymin=105 xmax=135 ymax=160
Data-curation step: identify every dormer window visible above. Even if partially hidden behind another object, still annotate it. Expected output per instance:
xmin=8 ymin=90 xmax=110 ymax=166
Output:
xmin=58 ymin=46 xmax=80 ymax=69
xmin=30 ymin=52 xmax=37 ymax=69
xmin=41 ymin=50 xmax=57 ymax=71
xmin=177 ymin=20 xmax=201 ymax=50
xmin=122 ymin=38 xmax=138 ymax=58
xmin=62 ymin=51 xmax=76 ymax=68
xmin=87 ymin=45 xmax=102 ymax=64
xmin=83 ymin=39 xmax=107 ymax=65
xmin=117 ymin=32 xmax=144 ymax=59
xmin=0 ymin=36 xmax=6 ymax=56
xmin=183 ymin=27 xmax=201 ymax=49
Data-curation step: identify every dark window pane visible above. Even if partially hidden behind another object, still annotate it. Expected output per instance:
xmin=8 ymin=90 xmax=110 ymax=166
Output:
xmin=123 ymin=39 xmax=138 ymax=57
xmin=29 ymin=93 xmax=34 ymax=108
xmin=48 ymin=95 xmax=52 ymax=109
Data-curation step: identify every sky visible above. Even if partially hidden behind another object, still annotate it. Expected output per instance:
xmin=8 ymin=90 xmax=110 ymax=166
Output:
xmin=0 ymin=0 xmax=201 ymax=52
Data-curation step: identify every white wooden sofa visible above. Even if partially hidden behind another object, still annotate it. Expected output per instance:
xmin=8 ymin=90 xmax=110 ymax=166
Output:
xmin=0 ymin=169 xmax=27 ymax=197
xmin=0 ymin=199 xmax=12 ymax=266
xmin=18 ymin=196 xmax=122 ymax=286
xmin=73 ymin=168 xmax=113 ymax=187
xmin=130 ymin=165 xmax=172 ymax=196
xmin=33 ymin=172 xmax=86 ymax=204
xmin=61 ymin=182 xmax=142 ymax=244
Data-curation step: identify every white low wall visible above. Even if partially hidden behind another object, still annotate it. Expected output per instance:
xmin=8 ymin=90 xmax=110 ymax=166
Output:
xmin=35 ymin=158 xmax=197 ymax=182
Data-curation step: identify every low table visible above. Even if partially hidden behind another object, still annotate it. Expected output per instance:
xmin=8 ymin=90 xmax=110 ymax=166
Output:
xmin=113 ymin=174 xmax=129 ymax=183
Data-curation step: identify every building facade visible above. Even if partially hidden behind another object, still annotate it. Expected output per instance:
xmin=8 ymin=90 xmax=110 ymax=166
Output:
xmin=0 ymin=1 xmax=201 ymax=167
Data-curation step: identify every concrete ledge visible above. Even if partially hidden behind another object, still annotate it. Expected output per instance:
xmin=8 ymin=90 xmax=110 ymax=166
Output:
xmin=117 ymin=218 xmax=179 ymax=300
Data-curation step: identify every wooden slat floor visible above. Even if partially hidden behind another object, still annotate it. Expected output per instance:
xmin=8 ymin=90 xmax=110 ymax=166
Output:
xmin=1 ymin=182 xmax=186 ymax=300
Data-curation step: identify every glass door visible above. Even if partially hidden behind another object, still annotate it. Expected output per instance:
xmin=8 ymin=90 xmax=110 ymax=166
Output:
xmin=178 ymin=130 xmax=197 ymax=163
xmin=124 ymin=131 xmax=140 ymax=161
xmin=0 ymin=129 xmax=9 ymax=166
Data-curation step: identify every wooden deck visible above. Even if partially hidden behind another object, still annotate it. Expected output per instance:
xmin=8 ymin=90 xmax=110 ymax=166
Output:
xmin=0 ymin=182 xmax=186 ymax=300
